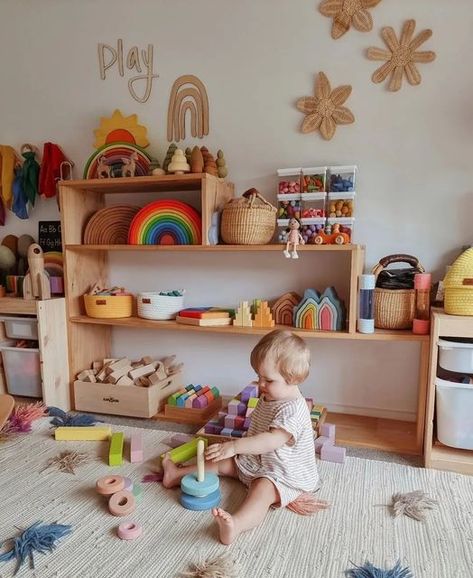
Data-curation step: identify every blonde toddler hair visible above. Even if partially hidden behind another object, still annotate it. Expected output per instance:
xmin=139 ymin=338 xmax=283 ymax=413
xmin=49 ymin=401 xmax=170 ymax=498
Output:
xmin=250 ymin=329 xmax=310 ymax=385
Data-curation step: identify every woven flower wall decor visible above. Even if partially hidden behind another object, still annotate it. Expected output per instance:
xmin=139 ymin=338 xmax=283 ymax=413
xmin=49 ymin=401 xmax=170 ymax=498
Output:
xmin=296 ymin=72 xmax=354 ymax=140
xmin=367 ymin=19 xmax=436 ymax=91
xmin=319 ymin=0 xmax=382 ymax=39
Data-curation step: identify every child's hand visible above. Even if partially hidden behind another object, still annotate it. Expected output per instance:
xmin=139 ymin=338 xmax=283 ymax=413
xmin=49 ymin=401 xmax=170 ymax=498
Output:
xmin=205 ymin=441 xmax=236 ymax=463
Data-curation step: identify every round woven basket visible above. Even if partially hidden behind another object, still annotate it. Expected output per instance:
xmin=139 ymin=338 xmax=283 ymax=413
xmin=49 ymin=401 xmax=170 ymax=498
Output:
xmin=444 ymin=248 xmax=473 ymax=315
xmin=137 ymin=292 xmax=185 ymax=320
xmin=84 ymin=295 xmax=133 ymax=318
xmin=221 ymin=188 xmax=276 ymax=245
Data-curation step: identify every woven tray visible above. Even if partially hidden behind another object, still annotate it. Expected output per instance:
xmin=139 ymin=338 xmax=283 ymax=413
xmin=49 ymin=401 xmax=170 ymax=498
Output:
xmin=84 ymin=205 xmax=141 ymax=245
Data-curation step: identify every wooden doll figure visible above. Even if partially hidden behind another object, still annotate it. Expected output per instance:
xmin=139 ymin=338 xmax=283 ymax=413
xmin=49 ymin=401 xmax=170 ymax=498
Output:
xmin=284 ymin=217 xmax=305 ymax=259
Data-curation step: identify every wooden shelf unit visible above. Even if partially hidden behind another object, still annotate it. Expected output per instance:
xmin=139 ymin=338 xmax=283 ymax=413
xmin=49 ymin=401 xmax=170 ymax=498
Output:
xmin=59 ymin=174 xmax=429 ymax=455
xmin=424 ymin=309 xmax=473 ymax=474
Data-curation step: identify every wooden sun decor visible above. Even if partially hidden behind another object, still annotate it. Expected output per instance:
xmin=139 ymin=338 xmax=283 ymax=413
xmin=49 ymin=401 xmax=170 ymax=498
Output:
xmin=296 ymin=72 xmax=354 ymax=141
xmin=94 ymin=110 xmax=149 ymax=149
xmin=167 ymin=75 xmax=210 ymax=142
xmin=271 ymin=292 xmax=302 ymax=326
xmin=367 ymin=20 xmax=436 ymax=92
xmin=319 ymin=0 xmax=382 ymax=39
xmin=294 ymin=288 xmax=346 ymax=331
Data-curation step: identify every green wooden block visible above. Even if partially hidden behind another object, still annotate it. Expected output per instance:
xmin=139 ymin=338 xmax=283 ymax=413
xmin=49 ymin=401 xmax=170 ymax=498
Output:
xmin=109 ymin=432 xmax=124 ymax=466
xmin=210 ymin=386 xmax=220 ymax=399
xmin=247 ymin=397 xmax=259 ymax=408
xmin=161 ymin=436 xmax=208 ymax=463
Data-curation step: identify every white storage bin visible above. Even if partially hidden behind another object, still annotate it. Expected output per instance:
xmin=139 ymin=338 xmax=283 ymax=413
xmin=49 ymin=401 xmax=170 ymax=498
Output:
xmin=137 ymin=292 xmax=185 ymax=320
xmin=1 ymin=316 xmax=38 ymax=340
xmin=1 ymin=344 xmax=42 ymax=398
xmin=436 ymin=377 xmax=473 ymax=450
xmin=438 ymin=339 xmax=473 ymax=373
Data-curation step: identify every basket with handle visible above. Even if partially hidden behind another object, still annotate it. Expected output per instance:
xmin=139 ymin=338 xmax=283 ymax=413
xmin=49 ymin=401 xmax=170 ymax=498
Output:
xmin=372 ymin=254 xmax=425 ymax=330
xmin=220 ymin=188 xmax=277 ymax=245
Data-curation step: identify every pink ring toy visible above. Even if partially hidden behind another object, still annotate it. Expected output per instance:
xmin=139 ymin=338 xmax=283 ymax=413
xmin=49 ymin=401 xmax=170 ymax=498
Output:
xmin=117 ymin=522 xmax=143 ymax=540
xmin=109 ymin=490 xmax=136 ymax=516
xmin=96 ymin=475 xmax=125 ymax=496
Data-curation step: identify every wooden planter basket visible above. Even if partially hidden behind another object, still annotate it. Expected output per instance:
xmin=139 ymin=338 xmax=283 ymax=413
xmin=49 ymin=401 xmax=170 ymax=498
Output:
xmin=220 ymin=188 xmax=277 ymax=245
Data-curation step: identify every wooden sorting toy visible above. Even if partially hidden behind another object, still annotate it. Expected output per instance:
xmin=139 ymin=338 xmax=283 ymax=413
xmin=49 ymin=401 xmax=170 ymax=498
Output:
xmin=130 ymin=432 xmax=143 ymax=463
xmin=118 ymin=522 xmax=143 ymax=541
xmin=180 ymin=439 xmax=221 ymax=511
xmin=54 ymin=425 xmax=111 ymax=441
xmin=109 ymin=489 xmax=136 ymax=516
xmin=96 ymin=475 xmax=125 ymax=496
xmin=161 ymin=436 xmax=208 ymax=463
xmin=109 ymin=432 xmax=124 ymax=466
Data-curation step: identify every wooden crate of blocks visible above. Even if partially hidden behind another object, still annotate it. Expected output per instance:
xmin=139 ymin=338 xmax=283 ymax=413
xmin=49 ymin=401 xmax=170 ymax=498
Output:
xmin=163 ymin=384 xmax=222 ymax=424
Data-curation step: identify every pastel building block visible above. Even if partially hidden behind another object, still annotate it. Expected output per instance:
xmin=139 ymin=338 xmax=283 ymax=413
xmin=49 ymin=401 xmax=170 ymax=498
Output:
xmin=204 ymin=423 xmax=223 ymax=435
xmin=194 ymin=385 xmax=202 ymax=392
xmin=130 ymin=432 xmax=143 ymax=463
xmin=161 ymin=437 xmax=208 ymax=463
xmin=185 ymin=394 xmax=197 ymax=408
xmin=227 ymin=399 xmax=241 ymax=415
xmin=168 ymin=388 xmax=187 ymax=406
xmin=247 ymin=397 xmax=259 ymax=409
xmin=245 ymin=407 xmax=254 ymax=417
xmin=54 ymin=425 xmax=111 ymax=441
xmin=234 ymin=416 xmax=245 ymax=429
xmin=210 ymin=386 xmax=220 ymax=399
xmin=312 ymin=404 xmax=325 ymax=414
xmin=320 ymin=423 xmax=336 ymax=441
xmin=199 ymin=385 xmax=210 ymax=396
xmin=220 ymin=427 xmax=233 ymax=436
xmin=185 ymin=384 xmax=195 ymax=391
xmin=314 ymin=435 xmax=333 ymax=454
xmin=241 ymin=384 xmax=258 ymax=402
xmin=192 ymin=395 xmax=208 ymax=408
xmin=224 ymin=415 xmax=237 ymax=428
xmin=109 ymin=432 xmax=124 ymax=466
xmin=177 ymin=393 xmax=190 ymax=407
xmin=320 ymin=444 xmax=346 ymax=463
xmin=243 ymin=418 xmax=251 ymax=430
xmin=231 ymin=429 xmax=244 ymax=437
xmin=204 ymin=390 xmax=215 ymax=403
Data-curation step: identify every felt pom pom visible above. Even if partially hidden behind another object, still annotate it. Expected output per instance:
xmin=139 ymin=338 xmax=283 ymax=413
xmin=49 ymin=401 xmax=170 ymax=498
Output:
xmin=390 ymin=490 xmax=437 ymax=521
xmin=48 ymin=406 xmax=101 ymax=427
xmin=286 ymin=492 xmax=329 ymax=515
xmin=345 ymin=560 xmax=414 ymax=578
xmin=181 ymin=554 xmax=239 ymax=578
xmin=0 ymin=521 xmax=72 ymax=575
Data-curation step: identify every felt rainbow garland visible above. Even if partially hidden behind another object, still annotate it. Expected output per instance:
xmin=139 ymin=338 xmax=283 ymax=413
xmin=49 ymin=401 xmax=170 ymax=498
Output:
xmin=128 ymin=200 xmax=202 ymax=245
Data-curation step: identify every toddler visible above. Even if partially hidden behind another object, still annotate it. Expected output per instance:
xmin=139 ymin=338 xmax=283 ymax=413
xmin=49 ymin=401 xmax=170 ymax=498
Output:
xmin=162 ymin=329 xmax=321 ymax=544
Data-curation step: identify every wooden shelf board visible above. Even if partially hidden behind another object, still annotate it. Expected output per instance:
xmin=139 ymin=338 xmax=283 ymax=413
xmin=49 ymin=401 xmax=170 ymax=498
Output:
xmin=60 ymin=174 xmax=213 ymax=193
xmin=69 ymin=315 xmax=428 ymax=341
xmin=329 ymin=412 xmax=419 ymax=455
xmin=65 ymin=243 xmax=363 ymax=253
xmin=430 ymin=440 xmax=473 ymax=474
xmin=0 ymin=297 xmax=37 ymax=315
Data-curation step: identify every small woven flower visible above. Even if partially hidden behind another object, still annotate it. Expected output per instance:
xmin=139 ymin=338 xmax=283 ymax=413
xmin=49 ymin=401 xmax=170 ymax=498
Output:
xmin=296 ymin=72 xmax=354 ymax=140
xmin=319 ymin=0 xmax=382 ymax=39
xmin=367 ymin=19 xmax=436 ymax=91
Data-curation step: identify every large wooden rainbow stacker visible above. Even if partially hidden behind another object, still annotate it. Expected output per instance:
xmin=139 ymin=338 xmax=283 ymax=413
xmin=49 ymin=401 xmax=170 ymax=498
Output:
xmin=180 ymin=439 xmax=220 ymax=511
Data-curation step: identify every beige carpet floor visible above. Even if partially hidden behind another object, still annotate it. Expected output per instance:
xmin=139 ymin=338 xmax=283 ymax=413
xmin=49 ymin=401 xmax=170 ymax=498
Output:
xmin=0 ymin=419 xmax=472 ymax=578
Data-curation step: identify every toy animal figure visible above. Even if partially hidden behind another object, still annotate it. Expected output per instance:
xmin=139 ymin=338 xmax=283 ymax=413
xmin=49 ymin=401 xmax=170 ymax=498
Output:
xmin=97 ymin=156 xmax=111 ymax=178
xmin=283 ymin=217 xmax=305 ymax=259
xmin=22 ymin=243 xmax=51 ymax=300
xmin=121 ymin=152 xmax=138 ymax=177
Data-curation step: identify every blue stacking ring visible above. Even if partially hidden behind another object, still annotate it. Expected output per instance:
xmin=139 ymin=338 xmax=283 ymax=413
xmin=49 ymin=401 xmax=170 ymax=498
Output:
xmin=181 ymin=473 xmax=219 ymax=498
xmin=181 ymin=488 xmax=221 ymax=511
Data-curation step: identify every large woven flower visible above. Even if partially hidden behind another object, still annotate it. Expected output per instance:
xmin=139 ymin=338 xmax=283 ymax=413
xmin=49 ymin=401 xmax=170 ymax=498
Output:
xmin=296 ymin=72 xmax=354 ymax=140
xmin=319 ymin=0 xmax=382 ymax=39
xmin=367 ymin=19 xmax=436 ymax=91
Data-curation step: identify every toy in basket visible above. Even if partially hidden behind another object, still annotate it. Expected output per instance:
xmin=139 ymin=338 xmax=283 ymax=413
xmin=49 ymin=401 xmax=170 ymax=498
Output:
xmin=83 ymin=285 xmax=133 ymax=319
xmin=137 ymin=289 xmax=184 ymax=320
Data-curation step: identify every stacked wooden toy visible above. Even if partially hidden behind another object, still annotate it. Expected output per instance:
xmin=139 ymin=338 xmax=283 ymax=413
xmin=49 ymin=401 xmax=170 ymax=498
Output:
xmin=167 ymin=384 xmax=220 ymax=408
xmin=314 ymin=423 xmax=346 ymax=463
xmin=306 ymin=399 xmax=327 ymax=431
xmin=204 ymin=384 xmax=259 ymax=437
xmin=180 ymin=439 xmax=221 ymax=511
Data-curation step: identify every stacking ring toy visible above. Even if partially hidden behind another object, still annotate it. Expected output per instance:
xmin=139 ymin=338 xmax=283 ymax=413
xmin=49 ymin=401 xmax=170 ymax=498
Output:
xmin=180 ymin=488 xmax=221 ymax=511
xmin=96 ymin=475 xmax=125 ymax=496
xmin=181 ymin=472 xmax=219 ymax=498
xmin=117 ymin=522 xmax=143 ymax=541
xmin=108 ymin=490 xmax=136 ymax=516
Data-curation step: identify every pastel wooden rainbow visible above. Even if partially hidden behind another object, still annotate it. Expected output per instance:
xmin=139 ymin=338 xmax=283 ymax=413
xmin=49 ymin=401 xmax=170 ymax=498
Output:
xmin=128 ymin=200 xmax=202 ymax=245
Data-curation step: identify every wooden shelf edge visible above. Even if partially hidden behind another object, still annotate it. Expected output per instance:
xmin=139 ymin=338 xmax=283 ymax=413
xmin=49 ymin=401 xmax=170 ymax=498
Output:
xmin=65 ymin=243 xmax=364 ymax=253
xmin=430 ymin=440 xmax=473 ymax=474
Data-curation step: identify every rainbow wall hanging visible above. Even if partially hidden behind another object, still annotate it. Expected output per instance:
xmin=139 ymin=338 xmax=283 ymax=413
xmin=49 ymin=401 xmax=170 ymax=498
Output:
xmin=128 ymin=200 xmax=202 ymax=245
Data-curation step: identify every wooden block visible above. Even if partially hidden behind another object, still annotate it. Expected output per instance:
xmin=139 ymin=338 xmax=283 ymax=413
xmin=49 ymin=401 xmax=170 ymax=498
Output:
xmin=152 ymin=362 xmax=168 ymax=380
xmin=320 ymin=444 xmax=346 ymax=463
xmin=140 ymin=356 xmax=153 ymax=365
xmin=96 ymin=368 xmax=109 ymax=382
xmin=163 ymin=396 xmax=222 ymax=425
xmin=314 ymin=435 xmax=333 ymax=454
xmin=130 ymin=432 xmax=143 ymax=463
xmin=139 ymin=376 xmax=151 ymax=387
xmin=148 ymin=371 xmax=164 ymax=386
xmin=129 ymin=364 xmax=155 ymax=381
xmin=161 ymin=436 xmax=208 ymax=463
xmin=104 ymin=358 xmax=118 ymax=364
xmin=320 ymin=423 xmax=336 ymax=441
xmin=106 ymin=358 xmax=131 ymax=373
xmin=77 ymin=369 xmax=91 ymax=381
xmin=247 ymin=397 xmax=259 ymax=409
xmin=185 ymin=394 xmax=197 ymax=408
xmin=109 ymin=432 xmax=124 ymax=466
xmin=54 ymin=426 xmax=111 ymax=441
xmin=108 ymin=366 xmax=133 ymax=383
xmin=116 ymin=375 xmax=133 ymax=386
xmin=92 ymin=361 xmax=103 ymax=371
xmin=82 ymin=374 xmax=97 ymax=383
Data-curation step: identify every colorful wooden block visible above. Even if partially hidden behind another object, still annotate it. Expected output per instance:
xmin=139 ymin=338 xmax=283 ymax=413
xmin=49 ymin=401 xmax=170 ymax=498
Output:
xmin=185 ymin=384 xmax=195 ymax=391
xmin=243 ymin=417 xmax=251 ymax=429
xmin=130 ymin=432 xmax=143 ymax=463
xmin=109 ymin=432 xmax=125 ymax=466
xmin=220 ymin=427 xmax=233 ymax=436
xmin=234 ymin=416 xmax=245 ymax=429
xmin=247 ymin=397 xmax=259 ymax=409
xmin=161 ymin=437 xmax=208 ymax=463
xmin=54 ymin=426 xmax=111 ymax=441
xmin=176 ymin=393 xmax=190 ymax=407
xmin=210 ymin=386 xmax=220 ymax=399
xmin=168 ymin=388 xmax=187 ymax=406
xmin=320 ymin=444 xmax=346 ymax=463
xmin=224 ymin=415 xmax=237 ymax=428
xmin=320 ymin=423 xmax=336 ymax=441
xmin=231 ymin=429 xmax=244 ymax=437
xmin=185 ymin=394 xmax=197 ymax=408
xmin=192 ymin=395 xmax=208 ymax=408
xmin=314 ymin=435 xmax=333 ymax=454
xmin=241 ymin=384 xmax=258 ymax=402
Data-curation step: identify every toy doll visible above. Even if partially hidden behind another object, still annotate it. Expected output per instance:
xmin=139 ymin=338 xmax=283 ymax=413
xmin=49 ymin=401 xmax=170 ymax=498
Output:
xmin=284 ymin=217 xmax=304 ymax=259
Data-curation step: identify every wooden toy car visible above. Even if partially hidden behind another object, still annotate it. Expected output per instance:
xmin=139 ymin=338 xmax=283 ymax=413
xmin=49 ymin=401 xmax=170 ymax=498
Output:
xmin=311 ymin=225 xmax=350 ymax=245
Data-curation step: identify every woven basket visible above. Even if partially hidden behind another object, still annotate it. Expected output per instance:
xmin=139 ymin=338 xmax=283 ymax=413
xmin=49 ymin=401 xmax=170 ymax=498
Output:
xmin=221 ymin=188 xmax=277 ymax=245
xmin=137 ymin=292 xmax=185 ymax=320
xmin=84 ymin=295 xmax=133 ymax=318
xmin=444 ymin=248 xmax=473 ymax=315
xmin=372 ymin=254 xmax=424 ymax=330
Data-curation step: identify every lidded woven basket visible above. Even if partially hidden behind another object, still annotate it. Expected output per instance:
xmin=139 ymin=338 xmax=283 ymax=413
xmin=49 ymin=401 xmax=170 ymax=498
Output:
xmin=221 ymin=188 xmax=277 ymax=245
xmin=444 ymin=248 xmax=473 ymax=315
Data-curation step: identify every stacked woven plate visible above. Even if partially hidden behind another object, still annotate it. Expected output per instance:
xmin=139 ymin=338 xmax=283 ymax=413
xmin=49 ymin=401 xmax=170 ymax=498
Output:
xmin=84 ymin=205 xmax=141 ymax=245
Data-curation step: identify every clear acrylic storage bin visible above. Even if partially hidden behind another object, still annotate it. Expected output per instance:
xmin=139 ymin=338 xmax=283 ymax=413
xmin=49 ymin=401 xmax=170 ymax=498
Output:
xmin=1 ymin=343 xmax=42 ymax=397
xmin=326 ymin=217 xmax=354 ymax=244
xmin=301 ymin=193 xmax=326 ymax=220
xmin=277 ymin=168 xmax=301 ymax=195
xmin=327 ymin=193 xmax=355 ymax=218
xmin=328 ymin=165 xmax=357 ymax=193
xmin=301 ymin=219 xmax=326 ymax=244
xmin=277 ymin=220 xmax=289 ymax=244
xmin=301 ymin=167 xmax=327 ymax=193
xmin=277 ymin=194 xmax=301 ymax=220
xmin=1 ymin=316 xmax=38 ymax=340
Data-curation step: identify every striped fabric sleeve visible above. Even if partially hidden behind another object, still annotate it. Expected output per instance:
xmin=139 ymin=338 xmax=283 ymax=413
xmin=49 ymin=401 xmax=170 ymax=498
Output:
xmin=269 ymin=404 xmax=301 ymax=446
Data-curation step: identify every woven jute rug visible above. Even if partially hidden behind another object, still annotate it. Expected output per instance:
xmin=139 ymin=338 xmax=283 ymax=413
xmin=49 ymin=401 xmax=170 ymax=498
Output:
xmin=0 ymin=420 xmax=472 ymax=578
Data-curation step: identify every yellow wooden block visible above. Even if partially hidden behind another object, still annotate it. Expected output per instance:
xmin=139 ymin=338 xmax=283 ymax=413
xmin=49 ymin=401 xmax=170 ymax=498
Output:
xmin=54 ymin=425 xmax=112 ymax=441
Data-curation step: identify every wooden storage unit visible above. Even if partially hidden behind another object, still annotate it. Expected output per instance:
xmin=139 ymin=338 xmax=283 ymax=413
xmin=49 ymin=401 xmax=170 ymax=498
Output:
xmin=424 ymin=308 xmax=473 ymax=474
xmin=60 ymin=175 xmax=430 ymax=454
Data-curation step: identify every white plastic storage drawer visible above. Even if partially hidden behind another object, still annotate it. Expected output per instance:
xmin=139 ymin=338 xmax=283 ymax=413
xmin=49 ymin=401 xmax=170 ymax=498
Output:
xmin=438 ymin=339 xmax=473 ymax=373
xmin=1 ymin=345 xmax=42 ymax=398
xmin=1 ymin=316 xmax=38 ymax=340
xmin=436 ymin=377 xmax=473 ymax=450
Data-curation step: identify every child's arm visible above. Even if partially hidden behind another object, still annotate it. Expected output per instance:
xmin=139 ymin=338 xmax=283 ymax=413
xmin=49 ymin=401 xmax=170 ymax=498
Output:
xmin=205 ymin=428 xmax=291 ymax=463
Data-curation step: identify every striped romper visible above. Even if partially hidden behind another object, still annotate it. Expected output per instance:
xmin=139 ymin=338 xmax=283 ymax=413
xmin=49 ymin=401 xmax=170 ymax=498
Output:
xmin=234 ymin=395 xmax=319 ymax=508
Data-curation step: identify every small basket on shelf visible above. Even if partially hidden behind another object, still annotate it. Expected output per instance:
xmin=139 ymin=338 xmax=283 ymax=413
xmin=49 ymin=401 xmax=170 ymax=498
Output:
xmin=372 ymin=254 xmax=424 ymax=330
xmin=444 ymin=248 xmax=473 ymax=315
xmin=137 ymin=291 xmax=185 ymax=320
xmin=84 ymin=294 xmax=134 ymax=319
xmin=220 ymin=188 xmax=277 ymax=245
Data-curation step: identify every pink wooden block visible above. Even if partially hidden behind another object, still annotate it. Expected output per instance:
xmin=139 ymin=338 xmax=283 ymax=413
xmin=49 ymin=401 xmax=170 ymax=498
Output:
xmin=192 ymin=395 xmax=207 ymax=408
xmin=320 ymin=423 xmax=336 ymax=441
xmin=130 ymin=433 xmax=143 ymax=463
xmin=185 ymin=394 xmax=197 ymax=408
xmin=234 ymin=416 xmax=245 ymax=429
xmin=224 ymin=415 xmax=237 ymax=428
xmin=314 ymin=435 xmax=333 ymax=454
xmin=243 ymin=417 xmax=251 ymax=429
xmin=320 ymin=444 xmax=346 ymax=463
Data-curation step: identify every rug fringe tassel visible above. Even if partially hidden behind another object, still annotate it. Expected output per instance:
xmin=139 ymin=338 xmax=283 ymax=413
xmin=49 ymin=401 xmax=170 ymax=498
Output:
xmin=345 ymin=560 xmax=414 ymax=578
xmin=181 ymin=554 xmax=238 ymax=578
xmin=286 ymin=492 xmax=329 ymax=515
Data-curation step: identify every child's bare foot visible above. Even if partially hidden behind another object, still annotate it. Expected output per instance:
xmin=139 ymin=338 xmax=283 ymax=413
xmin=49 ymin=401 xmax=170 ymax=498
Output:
xmin=212 ymin=507 xmax=237 ymax=545
xmin=162 ymin=454 xmax=182 ymax=488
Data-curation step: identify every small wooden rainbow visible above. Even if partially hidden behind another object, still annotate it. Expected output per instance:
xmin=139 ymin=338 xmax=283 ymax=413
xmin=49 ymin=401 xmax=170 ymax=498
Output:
xmin=128 ymin=200 xmax=202 ymax=245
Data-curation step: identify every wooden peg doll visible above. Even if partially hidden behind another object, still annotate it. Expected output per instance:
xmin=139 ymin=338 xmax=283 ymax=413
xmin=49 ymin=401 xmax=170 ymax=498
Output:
xmin=284 ymin=217 xmax=305 ymax=259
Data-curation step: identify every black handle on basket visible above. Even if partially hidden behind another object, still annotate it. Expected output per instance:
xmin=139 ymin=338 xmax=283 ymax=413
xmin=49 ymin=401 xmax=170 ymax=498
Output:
xmin=372 ymin=254 xmax=424 ymax=278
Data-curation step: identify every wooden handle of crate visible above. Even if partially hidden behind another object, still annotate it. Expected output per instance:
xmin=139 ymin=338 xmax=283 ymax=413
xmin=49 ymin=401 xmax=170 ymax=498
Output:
xmin=372 ymin=254 xmax=424 ymax=278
